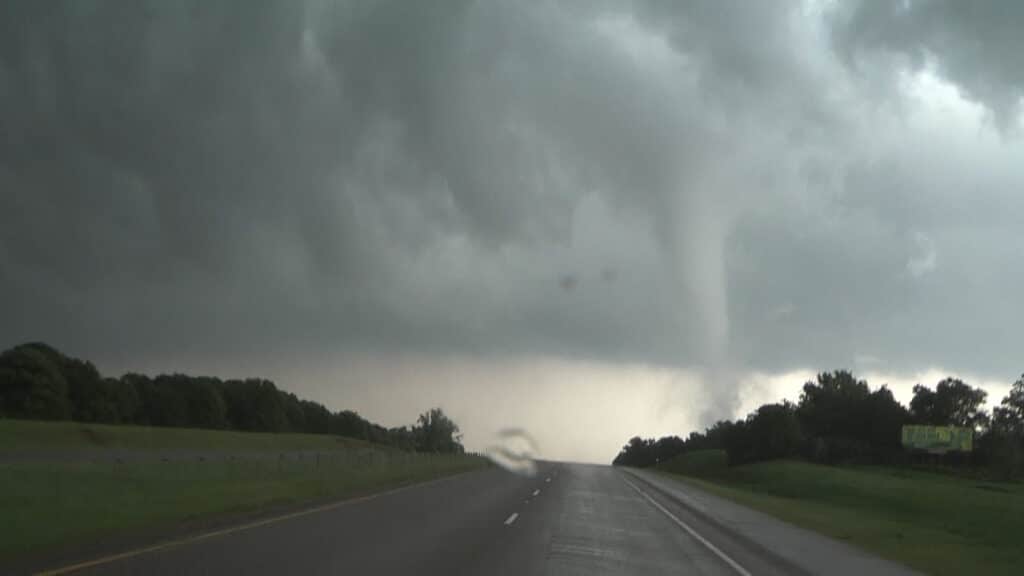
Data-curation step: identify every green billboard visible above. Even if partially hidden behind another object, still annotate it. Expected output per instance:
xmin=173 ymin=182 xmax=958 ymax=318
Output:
xmin=901 ymin=425 xmax=973 ymax=453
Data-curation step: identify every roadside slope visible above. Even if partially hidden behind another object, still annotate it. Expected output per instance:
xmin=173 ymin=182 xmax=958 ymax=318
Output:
xmin=0 ymin=419 xmax=375 ymax=454
xmin=0 ymin=420 xmax=487 ymax=564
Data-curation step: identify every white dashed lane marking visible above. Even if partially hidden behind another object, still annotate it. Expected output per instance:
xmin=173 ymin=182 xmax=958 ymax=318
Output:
xmin=504 ymin=513 xmax=519 ymax=526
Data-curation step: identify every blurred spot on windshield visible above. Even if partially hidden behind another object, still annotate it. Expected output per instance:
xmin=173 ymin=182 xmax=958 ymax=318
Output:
xmin=485 ymin=428 xmax=539 ymax=476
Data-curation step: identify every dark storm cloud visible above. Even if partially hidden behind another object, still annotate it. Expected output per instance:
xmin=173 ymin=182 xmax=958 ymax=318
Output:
xmin=0 ymin=0 xmax=698 ymax=366
xmin=2 ymin=0 xmax=1024 ymax=396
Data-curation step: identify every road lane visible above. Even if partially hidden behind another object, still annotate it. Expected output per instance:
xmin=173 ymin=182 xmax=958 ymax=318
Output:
xmin=31 ymin=463 xmax=845 ymax=575
xmin=482 ymin=463 xmax=742 ymax=576
xmin=57 ymin=462 xmax=548 ymax=576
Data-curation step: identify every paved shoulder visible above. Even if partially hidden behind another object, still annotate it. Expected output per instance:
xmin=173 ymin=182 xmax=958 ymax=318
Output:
xmin=624 ymin=468 xmax=924 ymax=576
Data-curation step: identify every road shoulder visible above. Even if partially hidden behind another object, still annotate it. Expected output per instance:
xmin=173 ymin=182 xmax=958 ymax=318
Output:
xmin=623 ymin=468 xmax=923 ymax=576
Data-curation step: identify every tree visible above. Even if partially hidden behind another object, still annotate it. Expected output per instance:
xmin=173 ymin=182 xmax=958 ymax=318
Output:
xmin=733 ymin=402 xmax=803 ymax=464
xmin=331 ymin=410 xmax=370 ymax=439
xmin=797 ymin=370 xmax=870 ymax=438
xmin=796 ymin=371 xmax=870 ymax=462
xmin=414 ymin=408 xmax=464 ymax=453
xmin=652 ymin=436 xmax=687 ymax=464
xmin=121 ymin=373 xmax=154 ymax=425
xmin=702 ymin=420 xmax=735 ymax=452
xmin=613 ymin=436 xmax=655 ymax=467
xmin=793 ymin=371 xmax=909 ymax=463
xmin=280 ymin=392 xmax=306 ymax=433
xmin=0 ymin=342 xmax=466 ymax=452
xmin=986 ymin=375 xmax=1024 ymax=479
xmin=0 ymin=344 xmax=71 ymax=420
xmin=8 ymin=343 xmax=112 ymax=422
xmin=387 ymin=426 xmax=418 ymax=451
xmin=992 ymin=375 xmax=1024 ymax=436
xmin=300 ymin=400 xmax=331 ymax=435
xmin=862 ymin=385 xmax=910 ymax=459
xmin=61 ymin=357 xmax=111 ymax=422
xmin=910 ymin=378 xmax=989 ymax=430
xmin=222 ymin=379 xmax=288 ymax=432
xmin=143 ymin=375 xmax=189 ymax=427
xmin=611 ymin=372 xmax=910 ymax=467
xmin=179 ymin=376 xmax=228 ymax=429
xmin=74 ymin=377 xmax=120 ymax=424
xmin=109 ymin=377 xmax=141 ymax=423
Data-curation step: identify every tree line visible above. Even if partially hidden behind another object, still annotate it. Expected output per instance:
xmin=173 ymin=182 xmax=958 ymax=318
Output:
xmin=614 ymin=370 xmax=1024 ymax=478
xmin=0 ymin=342 xmax=464 ymax=453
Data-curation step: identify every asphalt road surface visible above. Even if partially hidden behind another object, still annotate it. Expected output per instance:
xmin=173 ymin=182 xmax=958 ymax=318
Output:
xmin=35 ymin=462 xmax=910 ymax=575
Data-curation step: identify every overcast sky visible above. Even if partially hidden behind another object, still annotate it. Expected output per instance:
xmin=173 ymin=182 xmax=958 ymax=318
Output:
xmin=3 ymin=1 xmax=1023 ymax=462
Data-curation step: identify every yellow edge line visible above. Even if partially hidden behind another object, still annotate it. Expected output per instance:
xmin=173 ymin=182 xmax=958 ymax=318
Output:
xmin=35 ymin=472 xmax=467 ymax=576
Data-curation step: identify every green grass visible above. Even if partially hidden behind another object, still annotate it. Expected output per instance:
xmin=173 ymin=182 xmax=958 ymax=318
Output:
xmin=657 ymin=457 xmax=1024 ymax=576
xmin=0 ymin=419 xmax=488 ymax=561
xmin=0 ymin=418 xmax=373 ymax=452
xmin=657 ymin=449 xmax=729 ymax=477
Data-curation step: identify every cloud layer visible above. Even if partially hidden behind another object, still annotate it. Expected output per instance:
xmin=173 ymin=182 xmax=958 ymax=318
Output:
xmin=3 ymin=1 xmax=1024 ymax=420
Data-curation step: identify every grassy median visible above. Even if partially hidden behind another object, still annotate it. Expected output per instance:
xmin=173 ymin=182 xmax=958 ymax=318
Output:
xmin=0 ymin=420 xmax=488 ymax=561
xmin=658 ymin=452 xmax=1024 ymax=576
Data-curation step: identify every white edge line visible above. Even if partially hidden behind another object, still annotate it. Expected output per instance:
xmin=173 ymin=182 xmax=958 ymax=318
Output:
xmin=622 ymin=477 xmax=752 ymax=576
xmin=504 ymin=512 xmax=519 ymax=525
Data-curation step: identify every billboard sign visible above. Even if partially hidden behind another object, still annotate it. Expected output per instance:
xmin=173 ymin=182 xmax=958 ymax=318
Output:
xmin=901 ymin=425 xmax=973 ymax=453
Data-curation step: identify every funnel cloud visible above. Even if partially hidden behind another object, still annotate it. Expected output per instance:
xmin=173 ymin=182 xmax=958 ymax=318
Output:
xmin=3 ymin=1 xmax=1024 ymax=460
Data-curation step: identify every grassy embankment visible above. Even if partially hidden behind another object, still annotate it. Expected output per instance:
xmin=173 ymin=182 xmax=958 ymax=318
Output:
xmin=656 ymin=450 xmax=1024 ymax=576
xmin=0 ymin=419 xmax=488 ymax=561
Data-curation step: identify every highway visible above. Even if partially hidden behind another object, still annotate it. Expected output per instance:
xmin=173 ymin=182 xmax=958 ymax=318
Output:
xmin=36 ymin=463 xmax=917 ymax=575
